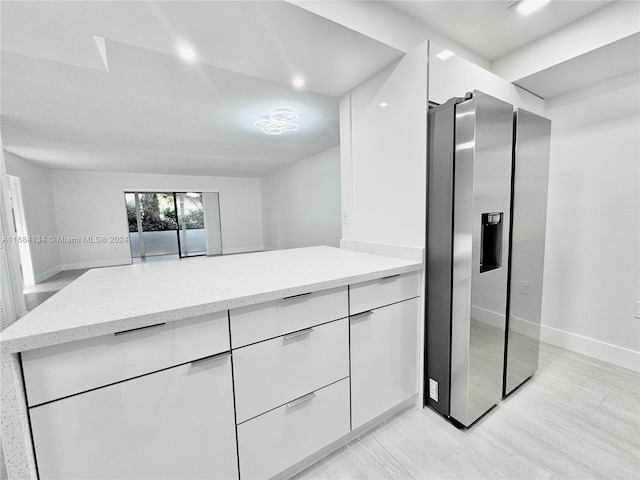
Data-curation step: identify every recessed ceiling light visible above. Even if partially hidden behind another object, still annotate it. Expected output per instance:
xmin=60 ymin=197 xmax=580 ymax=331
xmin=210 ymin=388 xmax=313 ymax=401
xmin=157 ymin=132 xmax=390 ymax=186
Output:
xmin=512 ymin=0 xmax=551 ymax=16
xmin=292 ymin=77 xmax=305 ymax=89
xmin=379 ymin=102 xmax=388 ymax=108
xmin=436 ymin=49 xmax=455 ymax=61
xmin=178 ymin=45 xmax=196 ymax=63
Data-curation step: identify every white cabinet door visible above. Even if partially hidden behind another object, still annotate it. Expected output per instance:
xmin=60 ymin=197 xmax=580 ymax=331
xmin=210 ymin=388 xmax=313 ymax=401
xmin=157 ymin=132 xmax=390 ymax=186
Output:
xmin=350 ymin=297 xmax=420 ymax=430
xmin=30 ymin=354 xmax=238 ymax=480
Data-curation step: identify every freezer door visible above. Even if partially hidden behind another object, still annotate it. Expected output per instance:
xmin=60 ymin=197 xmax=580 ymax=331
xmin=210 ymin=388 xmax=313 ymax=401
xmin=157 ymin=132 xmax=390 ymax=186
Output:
xmin=504 ymin=109 xmax=551 ymax=396
xmin=425 ymin=100 xmax=456 ymax=417
xmin=450 ymin=91 xmax=514 ymax=427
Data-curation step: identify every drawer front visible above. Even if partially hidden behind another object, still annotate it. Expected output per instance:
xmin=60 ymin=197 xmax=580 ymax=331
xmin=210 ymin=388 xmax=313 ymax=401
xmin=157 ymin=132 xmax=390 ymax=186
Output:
xmin=30 ymin=355 xmax=238 ymax=480
xmin=237 ymin=378 xmax=350 ymax=480
xmin=233 ymin=318 xmax=349 ymax=423
xmin=350 ymin=271 xmax=420 ymax=314
xmin=230 ymin=286 xmax=348 ymax=348
xmin=22 ymin=311 xmax=230 ymax=406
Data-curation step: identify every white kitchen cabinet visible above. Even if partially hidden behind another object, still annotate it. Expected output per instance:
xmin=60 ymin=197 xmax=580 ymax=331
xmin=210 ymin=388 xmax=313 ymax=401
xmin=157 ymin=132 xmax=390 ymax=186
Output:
xmin=230 ymin=286 xmax=348 ymax=348
xmin=237 ymin=378 xmax=350 ymax=480
xmin=30 ymin=353 xmax=238 ymax=480
xmin=22 ymin=311 xmax=230 ymax=406
xmin=233 ymin=318 xmax=349 ymax=423
xmin=1 ymin=244 xmax=426 ymax=480
xmin=350 ymin=297 xmax=420 ymax=430
xmin=349 ymin=272 xmax=420 ymax=314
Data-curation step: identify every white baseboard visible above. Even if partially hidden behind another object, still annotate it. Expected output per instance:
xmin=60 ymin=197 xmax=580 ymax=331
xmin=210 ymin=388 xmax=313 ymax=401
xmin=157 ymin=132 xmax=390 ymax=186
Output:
xmin=468 ymin=308 xmax=639 ymax=372
xmin=61 ymin=258 xmax=132 ymax=270
xmin=34 ymin=264 xmax=63 ymax=283
xmin=540 ymin=324 xmax=640 ymax=372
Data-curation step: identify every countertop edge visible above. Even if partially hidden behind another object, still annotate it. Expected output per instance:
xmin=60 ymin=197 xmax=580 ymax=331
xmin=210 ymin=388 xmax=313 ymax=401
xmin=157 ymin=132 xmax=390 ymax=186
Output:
xmin=1 ymin=262 xmax=423 ymax=354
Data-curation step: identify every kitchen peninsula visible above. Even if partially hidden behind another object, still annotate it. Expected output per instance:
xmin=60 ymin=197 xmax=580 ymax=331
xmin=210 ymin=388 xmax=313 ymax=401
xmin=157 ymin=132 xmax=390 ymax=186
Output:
xmin=1 ymin=245 xmax=423 ymax=479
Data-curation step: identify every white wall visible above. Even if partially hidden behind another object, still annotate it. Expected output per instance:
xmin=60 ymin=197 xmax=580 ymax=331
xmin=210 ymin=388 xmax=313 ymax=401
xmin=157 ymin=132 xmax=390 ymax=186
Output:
xmin=429 ymin=42 xmax=545 ymax=115
xmin=4 ymin=152 xmax=61 ymax=282
xmin=261 ymin=146 xmax=341 ymax=250
xmin=341 ymin=41 xmax=428 ymax=248
xmin=541 ymin=72 xmax=640 ymax=371
xmin=49 ymin=169 xmax=263 ymax=269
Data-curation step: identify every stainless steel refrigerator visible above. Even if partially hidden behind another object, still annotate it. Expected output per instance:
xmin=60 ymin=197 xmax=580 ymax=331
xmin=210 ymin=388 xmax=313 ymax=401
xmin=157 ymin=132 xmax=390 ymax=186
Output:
xmin=425 ymin=90 xmax=551 ymax=427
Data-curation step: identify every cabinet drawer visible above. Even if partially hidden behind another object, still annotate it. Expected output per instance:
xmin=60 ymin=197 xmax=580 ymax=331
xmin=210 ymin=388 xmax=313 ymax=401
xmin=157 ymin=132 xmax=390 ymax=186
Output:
xmin=230 ymin=286 xmax=348 ymax=348
xmin=233 ymin=318 xmax=349 ymax=423
xmin=30 ymin=354 xmax=238 ymax=480
xmin=350 ymin=271 xmax=420 ymax=314
xmin=22 ymin=311 xmax=230 ymax=406
xmin=237 ymin=378 xmax=350 ymax=480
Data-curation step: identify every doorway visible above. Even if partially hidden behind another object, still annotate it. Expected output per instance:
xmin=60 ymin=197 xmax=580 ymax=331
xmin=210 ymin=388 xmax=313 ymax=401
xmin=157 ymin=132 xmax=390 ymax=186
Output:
xmin=7 ymin=175 xmax=35 ymax=286
xmin=124 ymin=191 xmax=222 ymax=261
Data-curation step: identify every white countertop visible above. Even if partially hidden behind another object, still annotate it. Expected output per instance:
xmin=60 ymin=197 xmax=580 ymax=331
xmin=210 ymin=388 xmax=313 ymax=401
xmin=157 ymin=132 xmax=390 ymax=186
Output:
xmin=0 ymin=246 xmax=422 ymax=354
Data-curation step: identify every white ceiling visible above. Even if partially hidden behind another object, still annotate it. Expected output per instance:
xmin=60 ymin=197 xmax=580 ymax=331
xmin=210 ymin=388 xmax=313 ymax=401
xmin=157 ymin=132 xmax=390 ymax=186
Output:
xmin=1 ymin=0 xmax=636 ymax=176
xmin=0 ymin=1 xmax=402 ymax=176
xmin=2 ymin=43 xmax=340 ymax=177
xmin=386 ymin=0 xmax=615 ymax=61
xmin=383 ymin=0 xmax=638 ymax=99
xmin=0 ymin=1 xmax=403 ymax=97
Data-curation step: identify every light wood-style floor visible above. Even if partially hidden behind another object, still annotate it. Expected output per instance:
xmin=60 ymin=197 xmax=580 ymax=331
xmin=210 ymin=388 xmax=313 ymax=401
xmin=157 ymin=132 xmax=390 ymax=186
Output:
xmin=293 ymin=343 xmax=640 ymax=480
xmin=23 ymin=269 xmax=87 ymax=311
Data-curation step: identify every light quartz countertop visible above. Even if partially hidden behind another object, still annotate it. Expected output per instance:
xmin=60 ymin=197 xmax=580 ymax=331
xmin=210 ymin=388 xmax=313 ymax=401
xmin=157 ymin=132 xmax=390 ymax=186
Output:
xmin=0 ymin=246 xmax=422 ymax=354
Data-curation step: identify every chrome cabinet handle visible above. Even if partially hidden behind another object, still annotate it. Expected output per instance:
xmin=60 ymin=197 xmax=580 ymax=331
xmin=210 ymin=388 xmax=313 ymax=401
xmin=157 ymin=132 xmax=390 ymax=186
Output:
xmin=380 ymin=274 xmax=401 ymax=282
xmin=287 ymin=392 xmax=316 ymax=409
xmin=283 ymin=292 xmax=312 ymax=301
xmin=114 ymin=322 xmax=166 ymax=336
xmin=191 ymin=351 xmax=231 ymax=367
xmin=350 ymin=310 xmax=374 ymax=321
xmin=284 ymin=328 xmax=314 ymax=340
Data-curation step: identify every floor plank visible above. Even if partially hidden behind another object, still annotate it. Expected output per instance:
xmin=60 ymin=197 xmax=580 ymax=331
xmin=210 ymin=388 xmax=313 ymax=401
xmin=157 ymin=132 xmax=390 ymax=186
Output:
xmin=370 ymin=411 xmax=462 ymax=479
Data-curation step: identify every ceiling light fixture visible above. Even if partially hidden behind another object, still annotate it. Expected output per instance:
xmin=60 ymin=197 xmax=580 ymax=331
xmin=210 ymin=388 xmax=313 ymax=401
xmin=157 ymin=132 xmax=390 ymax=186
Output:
xmin=178 ymin=45 xmax=197 ymax=63
xmin=255 ymin=110 xmax=299 ymax=135
xmin=379 ymin=102 xmax=388 ymax=108
xmin=511 ymin=0 xmax=551 ymax=16
xmin=436 ymin=49 xmax=455 ymax=61
xmin=292 ymin=77 xmax=305 ymax=89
